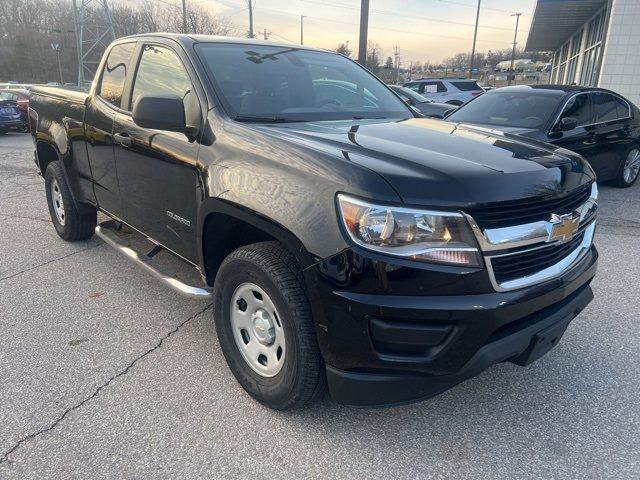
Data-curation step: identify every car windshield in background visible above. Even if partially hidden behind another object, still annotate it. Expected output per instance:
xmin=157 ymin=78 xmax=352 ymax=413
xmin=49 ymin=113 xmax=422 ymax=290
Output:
xmin=450 ymin=81 xmax=481 ymax=91
xmin=394 ymin=86 xmax=431 ymax=104
xmin=447 ymin=91 xmax=561 ymax=129
xmin=195 ymin=43 xmax=412 ymax=122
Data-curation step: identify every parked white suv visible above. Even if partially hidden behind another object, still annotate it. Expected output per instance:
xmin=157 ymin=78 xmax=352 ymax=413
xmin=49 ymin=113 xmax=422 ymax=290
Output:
xmin=402 ymin=78 xmax=483 ymax=106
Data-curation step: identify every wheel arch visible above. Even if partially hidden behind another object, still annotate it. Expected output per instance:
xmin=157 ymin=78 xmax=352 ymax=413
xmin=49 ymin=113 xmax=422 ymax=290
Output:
xmin=35 ymin=140 xmax=61 ymax=176
xmin=197 ymin=198 xmax=317 ymax=286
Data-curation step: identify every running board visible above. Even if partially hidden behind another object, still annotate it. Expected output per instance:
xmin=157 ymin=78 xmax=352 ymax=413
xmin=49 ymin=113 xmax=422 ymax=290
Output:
xmin=95 ymin=220 xmax=213 ymax=300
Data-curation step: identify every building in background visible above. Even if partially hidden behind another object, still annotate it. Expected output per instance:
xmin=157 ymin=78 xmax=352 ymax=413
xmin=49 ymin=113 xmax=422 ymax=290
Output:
xmin=526 ymin=0 xmax=640 ymax=105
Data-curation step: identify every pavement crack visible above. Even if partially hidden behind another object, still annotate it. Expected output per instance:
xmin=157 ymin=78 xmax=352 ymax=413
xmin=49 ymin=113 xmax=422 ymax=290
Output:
xmin=0 ymin=302 xmax=213 ymax=466
xmin=0 ymin=213 xmax=50 ymax=224
xmin=0 ymin=242 xmax=104 ymax=282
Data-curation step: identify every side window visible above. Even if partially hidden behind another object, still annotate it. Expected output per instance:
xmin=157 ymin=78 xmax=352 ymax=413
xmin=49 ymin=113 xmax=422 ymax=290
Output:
xmin=614 ymin=96 xmax=630 ymax=119
xmin=424 ymin=82 xmax=446 ymax=93
xmin=405 ymin=83 xmax=420 ymax=93
xmin=592 ymin=92 xmax=625 ymax=123
xmin=559 ymin=94 xmax=591 ymax=127
xmin=99 ymin=43 xmax=135 ymax=108
xmin=131 ymin=45 xmax=198 ymax=125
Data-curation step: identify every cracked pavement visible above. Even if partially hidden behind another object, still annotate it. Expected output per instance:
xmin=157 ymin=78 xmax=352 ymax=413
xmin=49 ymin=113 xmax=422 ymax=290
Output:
xmin=1 ymin=133 xmax=639 ymax=479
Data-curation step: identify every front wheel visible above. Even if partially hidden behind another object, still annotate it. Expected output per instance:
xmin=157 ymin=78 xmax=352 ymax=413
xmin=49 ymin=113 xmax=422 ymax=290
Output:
xmin=213 ymin=242 xmax=326 ymax=410
xmin=613 ymin=147 xmax=640 ymax=188
xmin=45 ymin=161 xmax=97 ymax=241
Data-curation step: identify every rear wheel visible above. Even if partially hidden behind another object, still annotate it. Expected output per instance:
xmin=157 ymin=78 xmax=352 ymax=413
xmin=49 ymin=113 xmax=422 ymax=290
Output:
xmin=613 ymin=147 xmax=640 ymax=188
xmin=45 ymin=161 xmax=97 ymax=241
xmin=213 ymin=241 xmax=326 ymax=410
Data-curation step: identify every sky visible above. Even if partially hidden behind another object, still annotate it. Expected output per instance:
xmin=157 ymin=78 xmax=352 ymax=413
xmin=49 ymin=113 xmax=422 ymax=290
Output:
xmin=185 ymin=0 xmax=538 ymax=65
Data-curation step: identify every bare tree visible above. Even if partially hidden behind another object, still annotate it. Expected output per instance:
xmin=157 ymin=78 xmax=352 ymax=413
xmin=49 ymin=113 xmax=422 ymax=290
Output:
xmin=0 ymin=0 xmax=240 ymax=83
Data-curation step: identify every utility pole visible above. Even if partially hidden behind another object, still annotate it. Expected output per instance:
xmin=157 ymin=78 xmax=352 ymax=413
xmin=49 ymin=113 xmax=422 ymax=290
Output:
xmin=357 ymin=0 xmax=369 ymax=66
xmin=182 ymin=0 xmax=187 ymax=34
xmin=469 ymin=0 xmax=481 ymax=78
xmin=300 ymin=15 xmax=306 ymax=45
xmin=247 ymin=0 xmax=254 ymax=38
xmin=508 ymin=12 xmax=521 ymax=86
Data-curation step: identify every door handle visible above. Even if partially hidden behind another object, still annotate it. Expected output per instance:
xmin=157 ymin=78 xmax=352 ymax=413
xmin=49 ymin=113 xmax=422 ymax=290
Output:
xmin=582 ymin=135 xmax=596 ymax=146
xmin=114 ymin=132 xmax=132 ymax=147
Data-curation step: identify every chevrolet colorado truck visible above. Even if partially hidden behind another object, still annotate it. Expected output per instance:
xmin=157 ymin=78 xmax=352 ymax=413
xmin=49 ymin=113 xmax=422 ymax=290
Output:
xmin=29 ymin=34 xmax=598 ymax=409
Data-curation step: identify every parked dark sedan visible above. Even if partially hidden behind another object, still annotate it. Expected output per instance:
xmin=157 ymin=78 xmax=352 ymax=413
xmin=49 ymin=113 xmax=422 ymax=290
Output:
xmin=446 ymin=85 xmax=640 ymax=187
xmin=389 ymin=85 xmax=456 ymax=118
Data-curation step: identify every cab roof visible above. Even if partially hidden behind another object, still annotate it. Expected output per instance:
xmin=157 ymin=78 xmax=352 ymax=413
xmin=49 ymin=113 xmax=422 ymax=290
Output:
xmin=119 ymin=32 xmax=329 ymax=53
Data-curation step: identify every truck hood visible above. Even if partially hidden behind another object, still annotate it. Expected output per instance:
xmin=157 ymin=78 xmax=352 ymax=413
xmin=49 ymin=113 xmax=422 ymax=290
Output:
xmin=262 ymin=118 xmax=594 ymax=207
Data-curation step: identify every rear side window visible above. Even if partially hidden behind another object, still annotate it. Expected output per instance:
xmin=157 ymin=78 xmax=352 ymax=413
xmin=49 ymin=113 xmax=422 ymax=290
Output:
xmin=130 ymin=45 xmax=197 ymax=124
xmin=99 ymin=43 xmax=135 ymax=108
xmin=424 ymin=81 xmax=446 ymax=93
xmin=560 ymin=94 xmax=591 ymax=127
xmin=451 ymin=81 xmax=481 ymax=92
xmin=592 ymin=92 xmax=629 ymax=123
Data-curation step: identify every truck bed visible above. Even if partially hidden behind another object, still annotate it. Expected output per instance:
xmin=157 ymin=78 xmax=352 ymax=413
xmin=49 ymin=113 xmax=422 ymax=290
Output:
xmin=30 ymin=85 xmax=89 ymax=105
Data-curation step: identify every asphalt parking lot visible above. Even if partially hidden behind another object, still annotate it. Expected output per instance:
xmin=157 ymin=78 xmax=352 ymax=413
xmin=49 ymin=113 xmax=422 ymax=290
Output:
xmin=1 ymin=131 xmax=639 ymax=479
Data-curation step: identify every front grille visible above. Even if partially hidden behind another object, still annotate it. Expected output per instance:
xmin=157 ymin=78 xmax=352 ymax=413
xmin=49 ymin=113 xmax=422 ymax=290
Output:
xmin=490 ymin=231 xmax=585 ymax=284
xmin=466 ymin=183 xmax=592 ymax=229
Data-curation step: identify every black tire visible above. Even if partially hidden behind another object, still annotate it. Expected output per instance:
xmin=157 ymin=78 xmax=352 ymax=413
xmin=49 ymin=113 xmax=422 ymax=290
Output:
xmin=45 ymin=161 xmax=97 ymax=241
xmin=213 ymin=241 xmax=326 ymax=410
xmin=612 ymin=146 xmax=640 ymax=188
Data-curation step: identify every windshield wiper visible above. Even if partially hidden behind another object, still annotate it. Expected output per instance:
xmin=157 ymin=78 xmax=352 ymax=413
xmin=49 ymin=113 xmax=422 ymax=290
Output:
xmin=234 ymin=115 xmax=291 ymax=123
xmin=352 ymin=116 xmax=388 ymax=120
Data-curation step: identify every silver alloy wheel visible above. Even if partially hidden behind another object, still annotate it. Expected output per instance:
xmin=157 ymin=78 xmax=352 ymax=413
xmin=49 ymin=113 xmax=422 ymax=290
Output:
xmin=50 ymin=178 xmax=65 ymax=226
xmin=623 ymin=149 xmax=640 ymax=184
xmin=230 ymin=282 xmax=286 ymax=377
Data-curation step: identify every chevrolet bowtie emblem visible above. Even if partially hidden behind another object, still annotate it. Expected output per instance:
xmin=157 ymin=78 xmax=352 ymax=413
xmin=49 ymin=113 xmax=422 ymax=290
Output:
xmin=549 ymin=213 xmax=580 ymax=242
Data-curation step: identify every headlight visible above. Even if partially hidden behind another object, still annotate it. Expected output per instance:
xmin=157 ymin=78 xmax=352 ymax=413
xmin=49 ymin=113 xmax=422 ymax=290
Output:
xmin=337 ymin=194 xmax=481 ymax=266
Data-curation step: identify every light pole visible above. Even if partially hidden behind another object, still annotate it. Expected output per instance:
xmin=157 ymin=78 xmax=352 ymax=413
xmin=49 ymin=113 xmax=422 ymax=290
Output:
xmin=469 ymin=0 xmax=481 ymax=78
xmin=508 ymin=12 xmax=522 ymax=86
xmin=247 ymin=0 xmax=254 ymax=38
xmin=357 ymin=0 xmax=369 ymax=66
xmin=182 ymin=0 xmax=188 ymax=34
xmin=51 ymin=28 xmax=73 ymax=84
xmin=300 ymin=15 xmax=306 ymax=45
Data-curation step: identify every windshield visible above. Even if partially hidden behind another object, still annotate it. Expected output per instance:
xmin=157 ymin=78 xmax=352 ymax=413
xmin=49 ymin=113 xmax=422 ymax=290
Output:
xmin=447 ymin=91 xmax=562 ymax=129
xmin=195 ymin=43 xmax=412 ymax=122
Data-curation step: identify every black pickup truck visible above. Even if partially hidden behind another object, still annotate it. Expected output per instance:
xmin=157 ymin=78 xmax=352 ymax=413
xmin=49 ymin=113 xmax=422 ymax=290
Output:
xmin=29 ymin=34 xmax=598 ymax=409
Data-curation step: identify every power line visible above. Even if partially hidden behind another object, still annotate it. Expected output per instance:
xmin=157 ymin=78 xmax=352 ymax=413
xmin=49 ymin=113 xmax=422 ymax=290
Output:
xmin=432 ymin=0 xmax=530 ymax=15
xmin=300 ymin=0 xmax=528 ymax=32
xmin=178 ymin=0 xmax=527 ymax=50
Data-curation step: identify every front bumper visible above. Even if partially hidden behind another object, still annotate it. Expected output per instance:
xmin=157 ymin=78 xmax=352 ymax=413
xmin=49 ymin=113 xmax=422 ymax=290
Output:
xmin=0 ymin=119 xmax=23 ymax=130
xmin=307 ymin=243 xmax=597 ymax=407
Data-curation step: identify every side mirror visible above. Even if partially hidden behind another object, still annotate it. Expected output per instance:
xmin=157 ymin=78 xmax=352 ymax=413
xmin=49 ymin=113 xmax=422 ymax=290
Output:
xmin=558 ymin=117 xmax=578 ymax=132
xmin=132 ymin=93 xmax=186 ymax=132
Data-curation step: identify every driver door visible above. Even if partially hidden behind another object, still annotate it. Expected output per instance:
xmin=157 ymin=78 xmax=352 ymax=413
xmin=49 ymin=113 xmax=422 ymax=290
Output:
xmin=549 ymin=93 xmax=600 ymax=171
